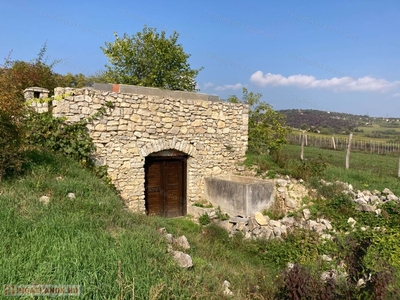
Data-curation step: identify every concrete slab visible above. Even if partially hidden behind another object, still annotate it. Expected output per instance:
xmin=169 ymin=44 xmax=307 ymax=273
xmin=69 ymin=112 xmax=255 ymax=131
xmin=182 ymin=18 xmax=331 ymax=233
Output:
xmin=204 ymin=174 xmax=274 ymax=216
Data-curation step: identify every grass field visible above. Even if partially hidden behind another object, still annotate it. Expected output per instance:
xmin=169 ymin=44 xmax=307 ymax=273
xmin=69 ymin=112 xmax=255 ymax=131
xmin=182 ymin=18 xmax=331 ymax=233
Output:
xmin=247 ymin=144 xmax=400 ymax=195
xmin=291 ymin=120 xmax=400 ymax=143
xmin=0 ymin=150 xmax=274 ymax=299
xmin=1 ymin=149 xmax=400 ymax=298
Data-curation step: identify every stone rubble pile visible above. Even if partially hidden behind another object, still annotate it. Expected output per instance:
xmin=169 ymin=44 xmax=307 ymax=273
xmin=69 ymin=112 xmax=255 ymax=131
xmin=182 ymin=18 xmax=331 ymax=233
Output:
xmin=321 ymin=179 xmax=400 ymax=214
xmin=219 ymin=211 xmax=334 ymax=240
xmin=196 ymin=176 xmax=400 ymax=241
xmin=158 ymin=228 xmax=193 ymax=268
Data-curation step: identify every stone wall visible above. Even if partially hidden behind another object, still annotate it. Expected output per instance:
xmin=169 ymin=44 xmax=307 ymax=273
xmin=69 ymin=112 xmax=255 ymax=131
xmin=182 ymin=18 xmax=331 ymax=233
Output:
xmin=48 ymin=84 xmax=248 ymax=212
xmin=24 ymin=87 xmax=49 ymax=113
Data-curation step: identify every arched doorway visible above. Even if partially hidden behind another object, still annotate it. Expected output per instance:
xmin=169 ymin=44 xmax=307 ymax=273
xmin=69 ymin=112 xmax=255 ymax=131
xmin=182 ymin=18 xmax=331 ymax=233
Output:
xmin=145 ymin=149 xmax=187 ymax=217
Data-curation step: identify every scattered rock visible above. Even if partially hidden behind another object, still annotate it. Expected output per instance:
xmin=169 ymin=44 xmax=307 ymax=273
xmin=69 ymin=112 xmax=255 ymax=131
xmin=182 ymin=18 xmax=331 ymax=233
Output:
xmin=355 ymin=198 xmax=368 ymax=205
xmin=277 ymin=187 xmax=286 ymax=193
xmin=277 ymin=179 xmax=288 ymax=187
xmin=67 ymin=192 xmax=76 ymax=199
xmin=165 ymin=233 xmax=174 ymax=244
xmin=321 ymin=270 xmax=337 ymax=283
xmin=303 ymin=208 xmax=311 ymax=220
xmin=172 ymin=251 xmax=193 ymax=268
xmin=370 ymin=195 xmax=380 ymax=205
xmin=285 ymin=198 xmax=297 ymax=209
xmin=356 ymin=278 xmax=365 ymax=288
xmin=174 ymin=235 xmax=190 ymax=251
xmin=387 ymin=194 xmax=399 ymax=201
xmin=229 ymin=216 xmax=248 ymax=224
xmin=223 ymin=280 xmax=234 ymax=296
xmin=218 ymin=220 xmax=234 ymax=231
xmin=39 ymin=196 xmax=50 ymax=205
xmin=360 ymin=204 xmax=375 ymax=212
xmin=322 ymin=254 xmax=333 ymax=262
xmin=348 ymin=217 xmax=356 ymax=228
xmin=254 ymin=212 xmax=269 ymax=226
xmin=269 ymin=220 xmax=281 ymax=227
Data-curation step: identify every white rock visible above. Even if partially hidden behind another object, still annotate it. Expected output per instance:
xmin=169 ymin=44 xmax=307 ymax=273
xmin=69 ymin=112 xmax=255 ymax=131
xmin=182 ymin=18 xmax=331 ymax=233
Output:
xmin=355 ymin=198 xmax=367 ymax=205
xmin=347 ymin=217 xmax=356 ymax=228
xmin=321 ymin=219 xmax=333 ymax=230
xmin=172 ymin=251 xmax=193 ymax=268
xmin=302 ymin=209 xmax=311 ymax=220
xmin=39 ymin=196 xmax=50 ymax=205
xmin=285 ymin=198 xmax=297 ymax=209
xmin=356 ymin=278 xmax=365 ymax=288
xmin=254 ymin=212 xmax=269 ymax=226
xmin=277 ymin=187 xmax=286 ymax=193
xmin=67 ymin=192 xmax=76 ymax=199
xmin=321 ymin=270 xmax=337 ymax=283
xmin=174 ymin=235 xmax=190 ymax=250
xmin=387 ymin=194 xmax=398 ymax=201
xmin=322 ymin=254 xmax=333 ymax=262
xmin=382 ymin=188 xmax=392 ymax=195
xmin=277 ymin=179 xmax=288 ymax=187
xmin=269 ymin=220 xmax=281 ymax=227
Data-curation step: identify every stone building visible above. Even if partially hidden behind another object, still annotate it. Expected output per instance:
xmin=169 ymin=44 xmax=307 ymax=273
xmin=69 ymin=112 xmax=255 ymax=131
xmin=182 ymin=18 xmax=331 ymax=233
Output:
xmin=26 ymin=83 xmax=249 ymax=217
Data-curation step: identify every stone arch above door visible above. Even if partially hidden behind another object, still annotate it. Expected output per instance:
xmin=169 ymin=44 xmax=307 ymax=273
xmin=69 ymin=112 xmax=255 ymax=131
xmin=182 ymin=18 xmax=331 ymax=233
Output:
xmin=139 ymin=138 xmax=197 ymax=158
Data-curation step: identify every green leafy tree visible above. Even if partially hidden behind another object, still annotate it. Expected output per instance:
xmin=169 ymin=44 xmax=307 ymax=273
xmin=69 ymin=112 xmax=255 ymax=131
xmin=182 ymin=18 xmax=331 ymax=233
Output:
xmin=61 ymin=70 xmax=108 ymax=88
xmin=228 ymin=88 xmax=290 ymax=155
xmin=101 ymin=26 xmax=202 ymax=91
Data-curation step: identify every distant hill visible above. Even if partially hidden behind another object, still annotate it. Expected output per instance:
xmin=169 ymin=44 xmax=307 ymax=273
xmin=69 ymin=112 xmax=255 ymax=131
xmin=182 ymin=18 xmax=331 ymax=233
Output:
xmin=278 ymin=109 xmax=371 ymax=134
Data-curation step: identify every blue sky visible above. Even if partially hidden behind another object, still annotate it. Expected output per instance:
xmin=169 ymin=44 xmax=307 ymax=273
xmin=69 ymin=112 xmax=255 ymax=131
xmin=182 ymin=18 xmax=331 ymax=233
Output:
xmin=1 ymin=0 xmax=400 ymax=117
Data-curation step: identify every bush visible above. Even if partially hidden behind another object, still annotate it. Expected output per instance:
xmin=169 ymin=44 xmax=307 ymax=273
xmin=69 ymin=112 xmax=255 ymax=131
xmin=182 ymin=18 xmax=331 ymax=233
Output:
xmin=198 ymin=213 xmax=211 ymax=226
xmin=0 ymin=112 xmax=25 ymax=181
xmin=24 ymin=112 xmax=95 ymax=166
xmin=275 ymin=263 xmax=336 ymax=300
xmin=0 ymin=45 xmax=65 ymax=180
xmin=289 ymin=154 xmax=329 ymax=181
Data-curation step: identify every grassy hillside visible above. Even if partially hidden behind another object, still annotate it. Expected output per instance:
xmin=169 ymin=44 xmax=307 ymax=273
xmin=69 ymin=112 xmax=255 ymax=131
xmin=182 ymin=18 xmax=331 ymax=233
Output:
xmin=280 ymin=109 xmax=400 ymax=142
xmin=0 ymin=150 xmax=272 ymax=299
xmin=2 ymin=148 xmax=400 ymax=298
xmin=284 ymin=144 xmax=400 ymax=194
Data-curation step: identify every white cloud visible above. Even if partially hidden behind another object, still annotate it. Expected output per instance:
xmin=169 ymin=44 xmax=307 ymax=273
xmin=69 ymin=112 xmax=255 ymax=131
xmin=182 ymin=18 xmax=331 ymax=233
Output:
xmin=392 ymin=92 xmax=400 ymax=98
xmin=250 ymin=71 xmax=400 ymax=92
xmin=215 ymin=83 xmax=243 ymax=91
xmin=203 ymin=82 xmax=214 ymax=89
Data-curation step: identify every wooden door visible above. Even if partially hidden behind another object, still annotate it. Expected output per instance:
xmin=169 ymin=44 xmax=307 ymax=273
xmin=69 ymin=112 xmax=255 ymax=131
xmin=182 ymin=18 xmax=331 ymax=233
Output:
xmin=145 ymin=157 xmax=186 ymax=217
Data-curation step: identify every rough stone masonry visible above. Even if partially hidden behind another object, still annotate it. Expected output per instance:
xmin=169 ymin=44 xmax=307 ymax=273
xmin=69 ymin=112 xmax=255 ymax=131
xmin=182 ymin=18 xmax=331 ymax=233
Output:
xmin=26 ymin=83 xmax=249 ymax=213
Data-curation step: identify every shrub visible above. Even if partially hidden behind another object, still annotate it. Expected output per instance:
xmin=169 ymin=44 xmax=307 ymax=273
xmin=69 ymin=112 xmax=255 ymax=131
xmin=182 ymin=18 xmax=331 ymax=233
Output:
xmin=0 ymin=111 xmax=25 ymax=181
xmin=275 ymin=263 xmax=336 ymax=300
xmin=289 ymin=154 xmax=329 ymax=181
xmin=24 ymin=112 xmax=95 ymax=166
xmin=215 ymin=206 xmax=229 ymax=221
xmin=0 ymin=45 xmax=65 ymax=180
xmin=198 ymin=213 xmax=211 ymax=226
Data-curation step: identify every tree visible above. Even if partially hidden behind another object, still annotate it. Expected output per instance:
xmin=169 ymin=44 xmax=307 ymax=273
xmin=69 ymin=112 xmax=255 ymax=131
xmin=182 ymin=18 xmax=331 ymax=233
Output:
xmin=0 ymin=45 xmax=64 ymax=180
xmin=101 ymin=26 xmax=202 ymax=91
xmin=228 ymin=88 xmax=290 ymax=155
xmin=61 ymin=70 xmax=108 ymax=88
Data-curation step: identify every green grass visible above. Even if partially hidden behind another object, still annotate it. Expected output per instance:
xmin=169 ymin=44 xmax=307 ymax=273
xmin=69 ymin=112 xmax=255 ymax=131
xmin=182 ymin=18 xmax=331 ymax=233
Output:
xmin=2 ymin=148 xmax=400 ymax=299
xmin=0 ymin=150 xmax=273 ymax=299
xmin=280 ymin=144 xmax=400 ymax=195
